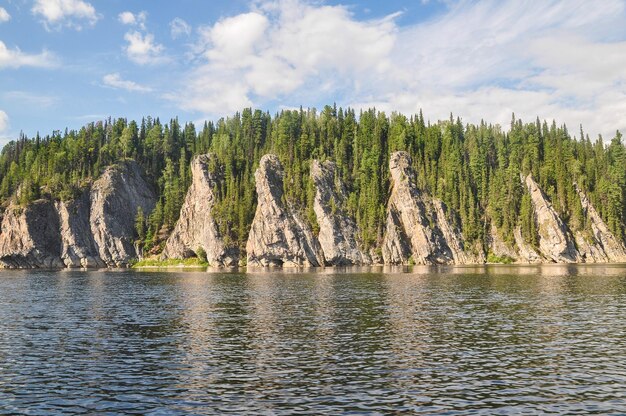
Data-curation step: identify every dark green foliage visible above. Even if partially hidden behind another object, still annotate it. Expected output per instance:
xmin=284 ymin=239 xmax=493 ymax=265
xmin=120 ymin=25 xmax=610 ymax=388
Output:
xmin=0 ymin=108 xmax=625 ymax=255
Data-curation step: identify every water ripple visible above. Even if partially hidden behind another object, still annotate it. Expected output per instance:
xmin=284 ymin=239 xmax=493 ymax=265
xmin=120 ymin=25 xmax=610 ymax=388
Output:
xmin=0 ymin=266 xmax=625 ymax=414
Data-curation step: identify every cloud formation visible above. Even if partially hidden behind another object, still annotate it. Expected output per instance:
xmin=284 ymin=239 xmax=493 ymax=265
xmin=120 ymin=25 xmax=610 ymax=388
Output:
xmin=170 ymin=0 xmax=626 ymax=140
xmin=118 ymin=11 xmax=147 ymax=30
xmin=0 ymin=7 xmax=10 ymax=23
xmin=0 ymin=41 xmax=57 ymax=69
xmin=0 ymin=110 xmax=8 ymax=134
xmin=170 ymin=17 xmax=191 ymax=39
xmin=32 ymin=0 xmax=100 ymax=30
xmin=123 ymin=31 xmax=165 ymax=65
xmin=102 ymin=73 xmax=152 ymax=92
xmin=176 ymin=0 xmax=395 ymax=114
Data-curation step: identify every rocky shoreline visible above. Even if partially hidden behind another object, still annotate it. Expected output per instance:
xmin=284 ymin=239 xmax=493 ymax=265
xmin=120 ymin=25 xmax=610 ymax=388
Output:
xmin=2 ymin=151 xmax=625 ymax=269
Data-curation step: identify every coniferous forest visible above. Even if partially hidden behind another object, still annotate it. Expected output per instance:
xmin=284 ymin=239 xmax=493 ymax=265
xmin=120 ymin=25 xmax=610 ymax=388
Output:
xmin=0 ymin=106 xmax=625 ymax=255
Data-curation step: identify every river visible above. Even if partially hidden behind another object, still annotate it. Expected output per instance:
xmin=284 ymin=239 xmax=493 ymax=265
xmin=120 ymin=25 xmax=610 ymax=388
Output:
xmin=0 ymin=265 xmax=625 ymax=414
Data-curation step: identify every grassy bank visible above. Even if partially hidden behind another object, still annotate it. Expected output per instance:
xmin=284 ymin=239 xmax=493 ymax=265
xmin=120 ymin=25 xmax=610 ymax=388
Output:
xmin=132 ymin=258 xmax=208 ymax=268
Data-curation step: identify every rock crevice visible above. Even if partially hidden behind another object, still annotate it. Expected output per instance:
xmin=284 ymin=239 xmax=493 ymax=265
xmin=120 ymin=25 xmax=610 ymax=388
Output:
xmin=311 ymin=160 xmax=371 ymax=265
xmin=0 ymin=160 xmax=155 ymax=268
xmin=246 ymin=155 xmax=324 ymax=267
xmin=382 ymin=151 xmax=479 ymax=265
xmin=162 ymin=153 xmax=238 ymax=266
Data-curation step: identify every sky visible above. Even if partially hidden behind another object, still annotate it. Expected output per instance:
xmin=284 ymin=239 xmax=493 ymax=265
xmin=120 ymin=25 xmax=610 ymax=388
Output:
xmin=1 ymin=0 xmax=626 ymax=146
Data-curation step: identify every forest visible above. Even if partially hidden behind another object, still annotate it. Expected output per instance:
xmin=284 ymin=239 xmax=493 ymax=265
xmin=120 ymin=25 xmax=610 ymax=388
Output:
xmin=0 ymin=105 xmax=624 ymax=255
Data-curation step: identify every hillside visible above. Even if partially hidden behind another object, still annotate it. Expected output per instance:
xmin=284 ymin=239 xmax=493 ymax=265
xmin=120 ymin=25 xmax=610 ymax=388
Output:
xmin=0 ymin=106 xmax=624 ymax=267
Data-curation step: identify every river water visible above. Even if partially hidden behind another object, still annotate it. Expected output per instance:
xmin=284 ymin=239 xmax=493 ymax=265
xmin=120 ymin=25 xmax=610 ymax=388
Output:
xmin=0 ymin=265 xmax=625 ymax=414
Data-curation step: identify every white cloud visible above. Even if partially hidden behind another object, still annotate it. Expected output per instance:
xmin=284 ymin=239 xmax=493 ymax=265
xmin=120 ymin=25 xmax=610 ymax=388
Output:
xmin=373 ymin=0 xmax=626 ymax=139
xmin=0 ymin=41 xmax=57 ymax=69
xmin=0 ymin=110 xmax=8 ymax=133
xmin=170 ymin=0 xmax=626 ymax=140
xmin=0 ymin=7 xmax=10 ymax=23
xmin=2 ymin=91 xmax=58 ymax=107
xmin=177 ymin=0 xmax=396 ymax=114
xmin=170 ymin=17 xmax=191 ymax=39
xmin=118 ymin=11 xmax=147 ymax=30
xmin=123 ymin=30 xmax=165 ymax=65
xmin=32 ymin=0 xmax=100 ymax=30
xmin=102 ymin=73 xmax=152 ymax=92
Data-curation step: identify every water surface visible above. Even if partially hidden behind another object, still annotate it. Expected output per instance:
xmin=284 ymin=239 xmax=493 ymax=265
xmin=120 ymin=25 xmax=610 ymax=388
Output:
xmin=0 ymin=265 xmax=625 ymax=414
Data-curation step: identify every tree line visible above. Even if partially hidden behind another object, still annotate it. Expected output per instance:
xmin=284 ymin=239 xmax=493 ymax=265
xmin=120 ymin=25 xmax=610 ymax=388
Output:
xmin=0 ymin=105 xmax=624 ymax=254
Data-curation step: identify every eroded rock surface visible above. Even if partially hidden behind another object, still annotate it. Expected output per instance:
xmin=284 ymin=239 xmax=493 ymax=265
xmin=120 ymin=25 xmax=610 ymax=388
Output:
xmin=382 ymin=151 xmax=478 ymax=265
xmin=522 ymin=174 xmax=580 ymax=263
xmin=90 ymin=160 xmax=156 ymax=267
xmin=246 ymin=155 xmax=324 ymax=267
xmin=311 ymin=160 xmax=370 ymax=265
xmin=575 ymin=184 xmax=626 ymax=262
xmin=162 ymin=154 xmax=238 ymax=266
xmin=56 ymin=190 xmax=105 ymax=268
xmin=513 ymin=226 xmax=543 ymax=263
xmin=0 ymin=200 xmax=63 ymax=268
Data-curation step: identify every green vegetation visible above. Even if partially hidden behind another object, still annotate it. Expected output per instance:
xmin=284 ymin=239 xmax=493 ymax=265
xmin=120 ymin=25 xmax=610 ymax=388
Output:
xmin=0 ymin=107 xmax=625 ymax=254
xmin=132 ymin=257 xmax=208 ymax=268
xmin=486 ymin=253 xmax=515 ymax=264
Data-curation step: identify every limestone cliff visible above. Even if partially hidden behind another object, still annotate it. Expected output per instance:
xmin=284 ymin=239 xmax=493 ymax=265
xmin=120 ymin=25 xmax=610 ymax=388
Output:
xmin=382 ymin=151 xmax=479 ymax=265
xmin=162 ymin=153 xmax=238 ymax=266
xmin=0 ymin=160 xmax=156 ymax=268
xmin=486 ymin=224 xmax=518 ymax=261
xmin=56 ymin=190 xmax=105 ymax=268
xmin=90 ymin=161 xmax=156 ymax=266
xmin=513 ymin=226 xmax=543 ymax=263
xmin=246 ymin=155 xmax=324 ymax=267
xmin=522 ymin=174 xmax=580 ymax=263
xmin=311 ymin=160 xmax=371 ymax=265
xmin=0 ymin=200 xmax=63 ymax=268
xmin=575 ymin=184 xmax=626 ymax=262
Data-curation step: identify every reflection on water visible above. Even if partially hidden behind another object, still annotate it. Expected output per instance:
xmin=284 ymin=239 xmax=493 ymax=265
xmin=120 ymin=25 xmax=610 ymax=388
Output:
xmin=0 ymin=265 xmax=625 ymax=414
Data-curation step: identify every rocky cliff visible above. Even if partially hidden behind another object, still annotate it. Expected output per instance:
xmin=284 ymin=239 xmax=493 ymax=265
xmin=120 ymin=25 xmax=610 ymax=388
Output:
xmin=311 ymin=160 xmax=371 ymax=265
xmin=246 ymin=155 xmax=324 ymax=267
xmin=382 ymin=151 xmax=479 ymax=265
xmin=0 ymin=200 xmax=63 ymax=268
xmin=0 ymin=160 xmax=155 ymax=268
xmin=162 ymin=153 xmax=238 ymax=266
xmin=522 ymin=174 xmax=580 ymax=263
xmin=575 ymin=184 xmax=626 ymax=262
xmin=56 ymin=190 xmax=105 ymax=268
xmin=2 ymin=152 xmax=624 ymax=269
xmin=90 ymin=161 xmax=156 ymax=266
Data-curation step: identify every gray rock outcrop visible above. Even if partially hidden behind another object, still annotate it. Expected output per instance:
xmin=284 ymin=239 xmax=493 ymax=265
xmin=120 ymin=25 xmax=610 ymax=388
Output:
xmin=90 ymin=161 xmax=156 ymax=267
xmin=522 ymin=174 xmax=580 ymax=263
xmin=56 ymin=190 xmax=106 ymax=268
xmin=382 ymin=151 xmax=479 ymax=265
xmin=486 ymin=224 xmax=519 ymax=261
xmin=0 ymin=160 xmax=156 ymax=268
xmin=246 ymin=154 xmax=324 ymax=267
xmin=575 ymin=184 xmax=626 ymax=262
xmin=0 ymin=200 xmax=63 ymax=268
xmin=311 ymin=160 xmax=370 ymax=265
xmin=162 ymin=153 xmax=238 ymax=266
xmin=513 ymin=226 xmax=543 ymax=263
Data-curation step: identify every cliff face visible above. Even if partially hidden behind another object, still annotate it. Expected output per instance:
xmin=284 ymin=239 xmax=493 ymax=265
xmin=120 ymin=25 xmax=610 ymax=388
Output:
xmin=311 ymin=160 xmax=371 ymax=265
xmin=522 ymin=174 xmax=580 ymax=263
xmin=162 ymin=154 xmax=238 ymax=266
xmin=246 ymin=155 xmax=324 ymax=267
xmin=382 ymin=151 xmax=479 ymax=265
xmin=575 ymin=184 xmax=626 ymax=262
xmin=0 ymin=200 xmax=63 ymax=268
xmin=2 ymin=153 xmax=625 ymax=269
xmin=0 ymin=160 xmax=154 ymax=268
xmin=56 ymin=190 xmax=105 ymax=268
xmin=90 ymin=161 xmax=157 ymax=267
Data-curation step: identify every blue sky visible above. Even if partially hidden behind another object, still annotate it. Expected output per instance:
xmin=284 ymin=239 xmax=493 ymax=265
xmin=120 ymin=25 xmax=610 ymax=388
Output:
xmin=1 ymin=0 xmax=626 ymax=146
